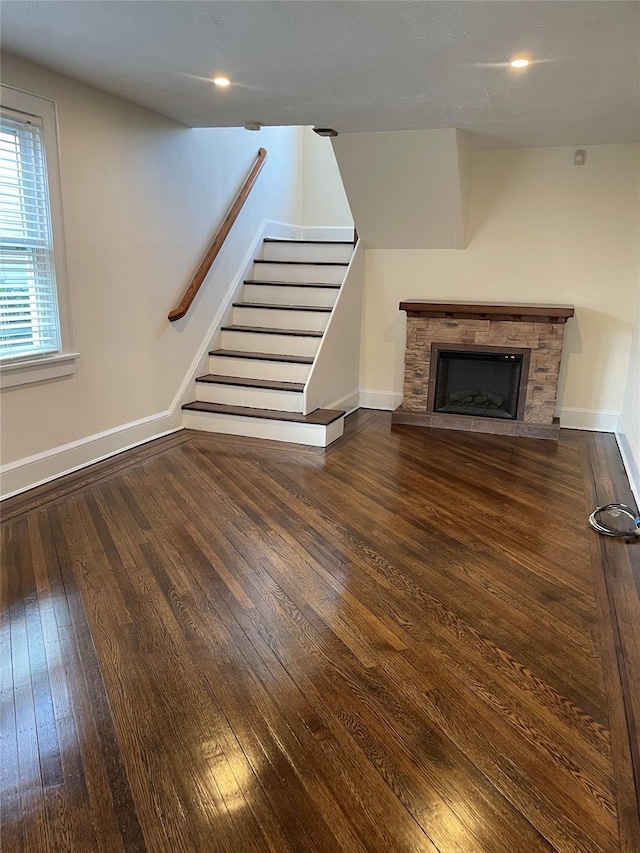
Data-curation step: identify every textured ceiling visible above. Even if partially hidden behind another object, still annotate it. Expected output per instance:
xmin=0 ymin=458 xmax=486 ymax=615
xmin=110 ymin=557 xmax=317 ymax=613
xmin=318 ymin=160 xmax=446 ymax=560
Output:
xmin=1 ymin=1 xmax=639 ymax=148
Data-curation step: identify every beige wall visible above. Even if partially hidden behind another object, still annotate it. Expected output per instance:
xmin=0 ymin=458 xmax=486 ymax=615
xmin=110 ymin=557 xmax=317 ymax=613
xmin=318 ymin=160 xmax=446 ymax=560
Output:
xmin=301 ymin=127 xmax=352 ymax=227
xmin=0 ymin=55 xmax=305 ymax=468
xmin=360 ymin=143 xmax=640 ymax=426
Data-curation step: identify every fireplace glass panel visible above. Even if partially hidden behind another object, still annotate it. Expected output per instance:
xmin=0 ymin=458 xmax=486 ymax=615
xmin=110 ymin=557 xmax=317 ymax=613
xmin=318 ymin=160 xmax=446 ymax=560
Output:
xmin=434 ymin=350 xmax=523 ymax=420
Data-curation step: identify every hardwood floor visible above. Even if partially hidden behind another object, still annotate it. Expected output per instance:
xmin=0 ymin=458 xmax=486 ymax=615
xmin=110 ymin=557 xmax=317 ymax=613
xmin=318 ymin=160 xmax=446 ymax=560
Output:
xmin=1 ymin=411 xmax=638 ymax=852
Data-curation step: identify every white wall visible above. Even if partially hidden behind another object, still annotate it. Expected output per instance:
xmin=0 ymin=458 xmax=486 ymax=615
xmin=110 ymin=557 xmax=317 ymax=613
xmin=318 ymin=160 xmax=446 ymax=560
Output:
xmin=360 ymin=143 xmax=640 ymax=428
xmin=0 ymin=54 xmax=304 ymax=475
xmin=301 ymin=127 xmax=352 ymax=228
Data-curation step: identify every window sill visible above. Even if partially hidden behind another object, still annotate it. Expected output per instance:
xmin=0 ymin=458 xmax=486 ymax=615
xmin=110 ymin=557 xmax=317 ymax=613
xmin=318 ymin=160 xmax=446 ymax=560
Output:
xmin=0 ymin=352 xmax=80 ymax=389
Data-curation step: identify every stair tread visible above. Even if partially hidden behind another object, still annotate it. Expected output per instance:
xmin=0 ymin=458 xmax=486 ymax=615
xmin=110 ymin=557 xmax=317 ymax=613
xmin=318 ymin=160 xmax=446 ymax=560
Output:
xmin=196 ymin=374 xmax=304 ymax=392
xmin=182 ymin=401 xmax=344 ymax=425
xmin=254 ymin=259 xmax=348 ymax=266
xmin=221 ymin=325 xmax=323 ymax=337
xmin=263 ymin=238 xmax=353 ymax=245
xmin=244 ymin=279 xmax=341 ymax=288
xmin=233 ymin=302 xmax=332 ymax=312
xmin=209 ymin=349 xmax=314 ymax=364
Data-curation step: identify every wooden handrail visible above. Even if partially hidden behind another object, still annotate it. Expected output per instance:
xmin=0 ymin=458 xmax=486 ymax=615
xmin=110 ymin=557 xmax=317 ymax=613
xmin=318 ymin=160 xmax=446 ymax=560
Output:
xmin=168 ymin=148 xmax=268 ymax=321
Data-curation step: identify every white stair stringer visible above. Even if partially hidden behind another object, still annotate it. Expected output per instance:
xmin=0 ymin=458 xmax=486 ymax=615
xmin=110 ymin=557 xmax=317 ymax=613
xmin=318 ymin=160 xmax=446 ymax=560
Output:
xmin=182 ymin=236 xmax=355 ymax=447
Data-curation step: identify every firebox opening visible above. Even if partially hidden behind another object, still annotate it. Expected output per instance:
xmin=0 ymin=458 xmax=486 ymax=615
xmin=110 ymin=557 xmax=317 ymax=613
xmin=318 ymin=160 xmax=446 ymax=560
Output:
xmin=434 ymin=350 xmax=524 ymax=420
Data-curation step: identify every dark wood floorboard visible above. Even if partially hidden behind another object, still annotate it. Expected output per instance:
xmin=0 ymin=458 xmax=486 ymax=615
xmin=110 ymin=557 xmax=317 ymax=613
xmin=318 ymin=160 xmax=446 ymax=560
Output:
xmin=1 ymin=410 xmax=638 ymax=852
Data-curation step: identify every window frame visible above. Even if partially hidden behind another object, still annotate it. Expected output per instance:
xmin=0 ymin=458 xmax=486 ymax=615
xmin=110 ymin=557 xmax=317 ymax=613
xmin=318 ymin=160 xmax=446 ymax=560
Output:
xmin=0 ymin=85 xmax=78 ymax=389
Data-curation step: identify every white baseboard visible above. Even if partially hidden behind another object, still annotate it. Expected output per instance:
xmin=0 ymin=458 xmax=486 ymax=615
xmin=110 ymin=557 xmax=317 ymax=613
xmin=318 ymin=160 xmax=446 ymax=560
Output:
xmin=326 ymin=390 xmax=360 ymax=416
xmin=267 ymin=222 xmax=354 ymax=242
xmin=557 ymin=407 xmax=619 ymax=432
xmin=616 ymin=419 xmax=640 ymax=508
xmin=0 ymin=411 xmax=182 ymax=500
xmin=359 ymin=390 xmax=403 ymax=411
xmin=301 ymin=225 xmax=354 ymax=241
xmin=262 ymin=219 xmax=302 ymax=240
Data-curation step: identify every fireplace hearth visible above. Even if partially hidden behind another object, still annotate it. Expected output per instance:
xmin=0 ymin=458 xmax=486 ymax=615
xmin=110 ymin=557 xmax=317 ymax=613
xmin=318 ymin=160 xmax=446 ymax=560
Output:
xmin=392 ymin=301 xmax=574 ymax=440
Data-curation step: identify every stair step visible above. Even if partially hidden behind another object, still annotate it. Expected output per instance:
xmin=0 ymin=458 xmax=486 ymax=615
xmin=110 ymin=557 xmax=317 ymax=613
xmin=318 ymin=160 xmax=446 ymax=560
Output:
xmin=252 ymin=261 xmax=346 ymax=284
xmin=254 ymin=260 xmax=349 ymax=267
xmin=209 ymin=349 xmax=314 ymax=364
xmin=243 ymin=282 xmax=338 ymax=308
xmin=261 ymin=238 xmax=353 ymax=264
xmin=196 ymin=374 xmax=304 ymax=393
xmin=182 ymin=401 xmax=344 ymax=425
xmin=263 ymin=238 xmax=353 ymax=245
xmin=208 ymin=349 xmax=313 ymax=382
xmin=220 ymin=327 xmax=320 ymax=356
xmin=244 ymin=280 xmax=341 ymax=288
xmin=221 ymin=325 xmax=323 ymax=337
xmin=233 ymin=302 xmax=332 ymax=313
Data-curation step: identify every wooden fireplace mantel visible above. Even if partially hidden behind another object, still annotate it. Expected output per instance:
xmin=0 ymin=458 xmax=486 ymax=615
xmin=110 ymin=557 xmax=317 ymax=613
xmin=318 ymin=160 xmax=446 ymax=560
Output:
xmin=399 ymin=301 xmax=575 ymax=324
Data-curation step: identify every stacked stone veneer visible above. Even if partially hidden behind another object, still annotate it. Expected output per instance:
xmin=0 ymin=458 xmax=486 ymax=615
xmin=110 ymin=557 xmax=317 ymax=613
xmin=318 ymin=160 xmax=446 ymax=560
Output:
xmin=401 ymin=316 xmax=566 ymax=425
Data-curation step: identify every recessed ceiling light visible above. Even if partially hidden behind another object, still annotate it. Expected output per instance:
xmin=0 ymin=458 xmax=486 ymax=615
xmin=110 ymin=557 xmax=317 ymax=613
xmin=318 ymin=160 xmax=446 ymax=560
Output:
xmin=510 ymin=59 xmax=530 ymax=68
xmin=213 ymin=76 xmax=231 ymax=87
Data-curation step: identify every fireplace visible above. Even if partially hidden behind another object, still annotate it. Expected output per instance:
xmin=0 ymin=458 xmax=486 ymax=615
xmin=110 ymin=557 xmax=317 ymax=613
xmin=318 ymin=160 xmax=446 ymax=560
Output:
xmin=392 ymin=301 xmax=575 ymax=440
xmin=430 ymin=345 xmax=529 ymax=421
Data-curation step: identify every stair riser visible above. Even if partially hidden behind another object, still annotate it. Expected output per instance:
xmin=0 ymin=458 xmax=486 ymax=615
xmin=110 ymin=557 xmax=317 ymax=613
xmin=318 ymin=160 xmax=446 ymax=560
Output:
xmin=232 ymin=306 xmax=329 ymax=332
xmin=182 ymin=410 xmax=344 ymax=447
xmin=251 ymin=263 xmax=345 ymax=284
xmin=242 ymin=284 xmax=338 ymax=307
xmin=208 ymin=356 xmax=311 ymax=383
xmin=262 ymin=242 xmax=353 ymax=263
xmin=220 ymin=330 xmax=320 ymax=356
xmin=196 ymin=383 xmax=303 ymax=413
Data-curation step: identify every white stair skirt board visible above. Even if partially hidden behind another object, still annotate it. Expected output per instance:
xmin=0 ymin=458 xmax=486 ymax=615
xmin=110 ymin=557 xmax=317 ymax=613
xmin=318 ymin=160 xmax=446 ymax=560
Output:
xmin=195 ymin=381 xmax=304 ymax=413
xmin=183 ymin=409 xmax=344 ymax=448
xmin=262 ymin=240 xmax=353 ymax=263
xmin=251 ymin=262 xmax=346 ymax=284
xmin=231 ymin=305 xmax=330 ymax=332
xmin=208 ymin=355 xmax=311 ymax=383
xmin=242 ymin=283 xmax=339 ymax=308
xmin=220 ymin=329 xmax=321 ymax=356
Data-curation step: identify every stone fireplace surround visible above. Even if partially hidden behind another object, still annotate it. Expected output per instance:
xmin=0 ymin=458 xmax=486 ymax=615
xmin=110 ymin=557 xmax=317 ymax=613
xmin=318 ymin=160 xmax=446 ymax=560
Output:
xmin=392 ymin=301 xmax=575 ymax=440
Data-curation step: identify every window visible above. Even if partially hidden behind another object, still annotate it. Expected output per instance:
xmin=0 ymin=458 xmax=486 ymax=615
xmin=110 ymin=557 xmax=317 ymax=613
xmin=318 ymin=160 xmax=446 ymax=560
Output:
xmin=0 ymin=86 xmax=77 ymax=388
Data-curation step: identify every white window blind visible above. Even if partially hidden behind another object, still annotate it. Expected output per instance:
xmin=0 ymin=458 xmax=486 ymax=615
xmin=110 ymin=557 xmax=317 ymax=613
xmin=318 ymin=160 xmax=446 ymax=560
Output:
xmin=0 ymin=109 xmax=61 ymax=360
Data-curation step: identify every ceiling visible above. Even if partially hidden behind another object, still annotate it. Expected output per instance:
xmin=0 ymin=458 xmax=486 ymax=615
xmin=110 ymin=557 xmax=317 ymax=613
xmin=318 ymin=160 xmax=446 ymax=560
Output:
xmin=1 ymin=1 xmax=639 ymax=148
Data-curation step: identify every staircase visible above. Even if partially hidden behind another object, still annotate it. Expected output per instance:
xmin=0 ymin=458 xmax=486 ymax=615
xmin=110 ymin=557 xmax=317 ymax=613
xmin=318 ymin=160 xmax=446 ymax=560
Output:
xmin=181 ymin=237 xmax=354 ymax=446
